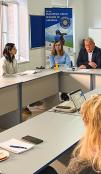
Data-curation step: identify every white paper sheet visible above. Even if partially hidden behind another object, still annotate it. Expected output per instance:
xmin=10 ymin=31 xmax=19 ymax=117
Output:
xmin=0 ymin=138 xmax=35 ymax=154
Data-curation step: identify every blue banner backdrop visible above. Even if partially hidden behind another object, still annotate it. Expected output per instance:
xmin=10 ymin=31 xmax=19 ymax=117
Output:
xmin=45 ymin=8 xmax=73 ymax=50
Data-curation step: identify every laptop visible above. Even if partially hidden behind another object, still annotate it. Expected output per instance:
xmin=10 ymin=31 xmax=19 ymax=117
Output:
xmin=69 ymin=89 xmax=86 ymax=112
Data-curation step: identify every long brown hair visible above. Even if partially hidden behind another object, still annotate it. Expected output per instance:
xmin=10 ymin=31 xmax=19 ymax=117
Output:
xmin=74 ymin=95 xmax=101 ymax=172
xmin=51 ymin=41 xmax=64 ymax=56
xmin=3 ymin=43 xmax=15 ymax=63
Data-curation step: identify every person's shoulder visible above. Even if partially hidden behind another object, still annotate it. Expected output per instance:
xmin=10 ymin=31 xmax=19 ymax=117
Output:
xmin=0 ymin=56 xmax=5 ymax=60
xmin=80 ymin=166 xmax=100 ymax=174
xmin=64 ymin=52 xmax=69 ymax=57
xmin=65 ymin=156 xmax=99 ymax=174
xmin=0 ymin=57 xmax=6 ymax=63
xmin=79 ymin=47 xmax=86 ymax=53
xmin=69 ymin=157 xmax=89 ymax=168
xmin=77 ymin=48 xmax=87 ymax=58
xmin=65 ymin=157 xmax=90 ymax=174
xmin=49 ymin=54 xmax=55 ymax=59
xmin=94 ymin=46 xmax=101 ymax=52
xmin=13 ymin=58 xmax=17 ymax=63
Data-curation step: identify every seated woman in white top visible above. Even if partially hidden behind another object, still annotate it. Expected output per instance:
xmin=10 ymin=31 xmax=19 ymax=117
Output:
xmin=49 ymin=40 xmax=71 ymax=68
xmin=0 ymin=43 xmax=17 ymax=76
xmin=0 ymin=43 xmax=32 ymax=116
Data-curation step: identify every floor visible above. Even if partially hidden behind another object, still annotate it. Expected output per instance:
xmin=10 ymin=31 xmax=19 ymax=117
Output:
xmin=23 ymin=95 xmax=60 ymax=121
xmin=22 ymin=100 xmax=51 ymax=121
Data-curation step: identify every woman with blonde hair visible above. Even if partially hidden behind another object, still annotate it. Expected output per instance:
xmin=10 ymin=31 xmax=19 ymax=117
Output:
xmin=65 ymin=95 xmax=101 ymax=174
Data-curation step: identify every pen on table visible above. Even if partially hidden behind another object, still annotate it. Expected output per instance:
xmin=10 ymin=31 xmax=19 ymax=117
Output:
xmin=10 ymin=145 xmax=27 ymax=149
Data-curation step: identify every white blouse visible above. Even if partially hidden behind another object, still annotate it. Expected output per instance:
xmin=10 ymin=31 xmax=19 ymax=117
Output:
xmin=0 ymin=57 xmax=18 ymax=76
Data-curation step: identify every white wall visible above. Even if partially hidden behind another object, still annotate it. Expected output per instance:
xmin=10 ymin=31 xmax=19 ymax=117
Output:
xmin=89 ymin=28 xmax=101 ymax=48
xmin=85 ymin=0 xmax=101 ymax=29
xmin=83 ymin=0 xmax=101 ymax=49
xmin=68 ymin=0 xmax=87 ymax=55
xmin=69 ymin=0 xmax=101 ymax=56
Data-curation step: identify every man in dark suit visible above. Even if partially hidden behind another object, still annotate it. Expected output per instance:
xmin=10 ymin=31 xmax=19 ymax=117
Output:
xmin=77 ymin=38 xmax=101 ymax=69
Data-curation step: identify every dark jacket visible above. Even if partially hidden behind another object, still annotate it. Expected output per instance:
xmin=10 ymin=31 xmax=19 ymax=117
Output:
xmin=39 ymin=158 xmax=100 ymax=174
xmin=77 ymin=46 xmax=101 ymax=68
xmin=65 ymin=157 xmax=101 ymax=174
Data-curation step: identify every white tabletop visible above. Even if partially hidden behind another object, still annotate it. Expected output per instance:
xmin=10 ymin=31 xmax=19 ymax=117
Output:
xmin=0 ymin=111 xmax=84 ymax=174
xmin=62 ymin=68 xmax=93 ymax=74
xmin=85 ymin=88 xmax=101 ymax=98
xmin=0 ymin=69 xmax=59 ymax=88
xmin=1 ymin=68 xmax=101 ymax=89
xmin=0 ymin=76 xmax=21 ymax=88
xmin=62 ymin=68 xmax=101 ymax=75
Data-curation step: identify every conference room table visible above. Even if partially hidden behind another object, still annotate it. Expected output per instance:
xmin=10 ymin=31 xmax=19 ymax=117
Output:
xmin=0 ymin=88 xmax=101 ymax=173
xmin=0 ymin=76 xmax=21 ymax=116
xmin=0 ymin=70 xmax=59 ymax=127
xmin=0 ymin=76 xmax=22 ymax=128
xmin=1 ymin=68 xmax=101 ymax=128
xmin=59 ymin=68 xmax=97 ymax=93
xmin=48 ymin=88 xmax=101 ymax=117
xmin=0 ymin=111 xmax=84 ymax=174
xmin=90 ymin=69 xmax=101 ymax=89
xmin=21 ymin=69 xmax=59 ymax=107
xmin=59 ymin=68 xmax=101 ymax=93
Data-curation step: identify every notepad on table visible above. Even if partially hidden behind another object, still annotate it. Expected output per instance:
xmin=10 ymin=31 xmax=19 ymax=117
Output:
xmin=0 ymin=138 xmax=35 ymax=154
